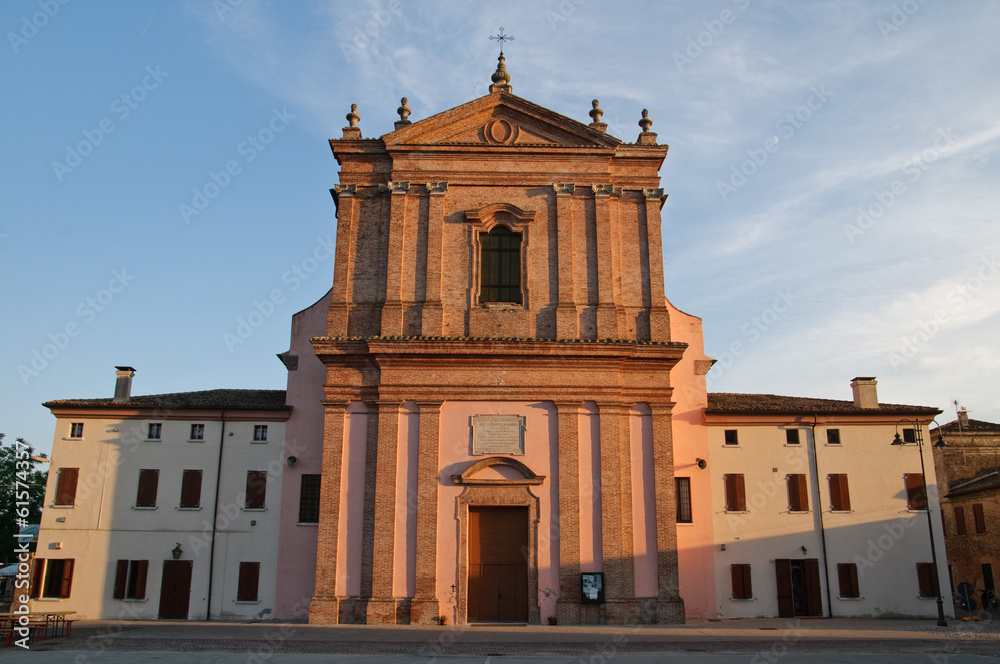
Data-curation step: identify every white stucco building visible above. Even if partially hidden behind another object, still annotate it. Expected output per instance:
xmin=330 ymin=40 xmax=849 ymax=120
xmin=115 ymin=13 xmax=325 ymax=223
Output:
xmin=33 ymin=367 xmax=290 ymax=620
xmin=704 ymin=378 xmax=951 ymax=619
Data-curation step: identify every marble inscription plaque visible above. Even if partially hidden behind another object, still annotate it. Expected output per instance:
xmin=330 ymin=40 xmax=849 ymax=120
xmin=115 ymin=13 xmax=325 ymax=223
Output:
xmin=472 ymin=414 xmax=525 ymax=456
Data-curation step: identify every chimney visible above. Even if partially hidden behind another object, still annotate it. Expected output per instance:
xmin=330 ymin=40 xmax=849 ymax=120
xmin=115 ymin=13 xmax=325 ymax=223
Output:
xmin=114 ymin=366 xmax=136 ymax=402
xmin=958 ymin=408 xmax=969 ymax=428
xmin=850 ymin=377 xmax=878 ymax=409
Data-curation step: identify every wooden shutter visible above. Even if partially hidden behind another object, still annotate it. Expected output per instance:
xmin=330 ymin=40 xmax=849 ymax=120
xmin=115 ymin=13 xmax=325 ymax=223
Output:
xmin=788 ymin=475 xmax=808 ymax=511
xmin=905 ymin=473 xmax=926 ymax=510
xmin=955 ymin=506 xmax=967 ymax=535
xmin=237 ymin=562 xmax=260 ymax=601
xmin=113 ymin=560 xmax=128 ymax=599
xmin=245 ymin=471 xmax=267 ymax=509
xmin=55 ymin=468 xmax=79 ymax=506
xmin=917 ymin=563 xmax=938 ymax=597
xmin=829 ymin=474 xmax=851 ymax=511
xmin=803 ymin=559 xmax=822 ymax=616
xmin=973 ymin=504 xmax=986 ymax=533
xmin=60 ymin=559 xmax=74 ymax=598
xmin=136 ymin=469 xmax=159 ymax=507
xmin=725 ymin=474 xmax=746 ymax=511
xmin=837 ymin=563 xmax=859 ymax=598
xmin=134 ymin=560 xmax=149 ymax=600
xmin=180 ymin=470 xmax=202 ymax=508
xmin=30 ymin=559 xmax=45 ymax=598
xmin=775 ymin=559 xmax=794 ymax=618
xmin=731 ymin=564 xmax=751 ymax=599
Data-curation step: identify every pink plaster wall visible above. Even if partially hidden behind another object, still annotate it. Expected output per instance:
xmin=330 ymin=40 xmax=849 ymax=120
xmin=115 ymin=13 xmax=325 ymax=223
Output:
xmin=666 ymin=297 xmax=716 ymax=618
xmin=275 ymin=289 xmax=331 ymax=619
xmin=631 ymin=404 xmax=658 ymax=597
xmin=435 ymin=401 xmax=559 ymax=623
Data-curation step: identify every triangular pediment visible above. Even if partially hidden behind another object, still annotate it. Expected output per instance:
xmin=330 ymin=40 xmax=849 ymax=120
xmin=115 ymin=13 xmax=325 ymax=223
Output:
xmin=383 ymin=92 xmax=621 ymax=149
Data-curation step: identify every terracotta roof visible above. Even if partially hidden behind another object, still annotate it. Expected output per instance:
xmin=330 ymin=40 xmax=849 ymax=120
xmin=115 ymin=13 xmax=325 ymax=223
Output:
xmin=933 ymin=418 xmax=1000 ymax=433
xmin=44 ymin=389 xmax=289 ymax=411
xmin=947 ymin=471 xmax=1000 ymax=498
xmin=706 ymin=393 xmax=940 ymax=416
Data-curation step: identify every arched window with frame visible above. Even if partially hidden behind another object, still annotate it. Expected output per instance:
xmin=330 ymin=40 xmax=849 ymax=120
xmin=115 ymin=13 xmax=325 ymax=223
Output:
xmin=479 ymin=225 xmax=522 ymax=304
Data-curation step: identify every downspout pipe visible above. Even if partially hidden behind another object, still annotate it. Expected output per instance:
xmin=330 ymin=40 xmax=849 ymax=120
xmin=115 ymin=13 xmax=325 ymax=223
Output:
xmin=206 ymin=409 xmax=226 ymax=620
xmin=808 ymin=414 xmax=833 ymax=617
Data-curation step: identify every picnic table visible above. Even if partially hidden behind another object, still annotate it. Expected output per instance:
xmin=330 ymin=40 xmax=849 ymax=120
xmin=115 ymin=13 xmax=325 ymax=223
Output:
xmin=0 ymin=610 xmax=76 ymax=646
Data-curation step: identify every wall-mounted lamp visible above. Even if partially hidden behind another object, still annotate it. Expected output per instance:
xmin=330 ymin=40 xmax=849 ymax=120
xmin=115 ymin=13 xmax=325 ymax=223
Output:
xmin=696 ymin=458 xmax=707 ymax=470
xmin=172 ymin=543 xmax=183 ymax=560
xmin=720 ymin=544 xmax=727 ymax=551
xmin=800 ymin=545 xmax=807 ymax=555
xmin=287 ymin=456 xmax=298 ymax=467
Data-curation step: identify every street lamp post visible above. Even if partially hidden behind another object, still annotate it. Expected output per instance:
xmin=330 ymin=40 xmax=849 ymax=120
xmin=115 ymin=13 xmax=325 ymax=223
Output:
xmin=892 ymin=418 xmax=948 ymax=627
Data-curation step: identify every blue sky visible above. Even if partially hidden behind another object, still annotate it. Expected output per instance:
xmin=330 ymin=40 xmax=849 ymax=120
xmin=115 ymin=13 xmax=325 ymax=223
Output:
xmin=3 ymin=0 xmax=998 ymax=455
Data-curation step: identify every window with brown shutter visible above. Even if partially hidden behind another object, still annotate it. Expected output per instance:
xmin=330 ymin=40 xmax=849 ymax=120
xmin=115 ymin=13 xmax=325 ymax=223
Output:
xmin=113 ymin=560 xmax=148 ymax=599
xmin=724 ymin=474 xmax=746 ymax=512
xmin=39 ymin=559 xmax=74 ymax=598
xmin=829 ymin=474 xmax=851 ymax=511
xmin=955 ymin=506 xmax=967 ymax=535
xmin=905 ymin=473 xmax=927 ymax=510
xmin=916 ymin=562 xmax=939 ymax=598
xmin=237 ymin=562 xmax=260 ymax=602
xmin=973 ymin=503 xmax=986 ymax=533
xmin=731 ymin=563 xmax=752 ymax=599
xmin=54 ymin=468 xmax=79 ymax=506
xmin=837 ymin=563 xmax=860 ymax=598
xmin=787 ymin=474 xmax=808 ymax=512
xmin=135 ymin=469 xmax=159 ymax=507
xmin=30 ymin=559 xmax=45 ymax=598
xmin=245 ymin=471 xmax=267 ymax=509
xmin=180 ymin=470 xmax=202 ymax=508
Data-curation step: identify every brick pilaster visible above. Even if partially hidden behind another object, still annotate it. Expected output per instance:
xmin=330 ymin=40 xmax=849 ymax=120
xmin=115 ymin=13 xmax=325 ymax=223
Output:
xmin=553 ymin=184 xmax=579 ymax=339
xmin=327 ymin=187 xmax=356 ymax=336
xmin=649 ymin=402 xmax=685 ymax=623
xmin=410 ymin=400 xmax=443 ymax=624
xmin=366 ymin=400 xmax=403 ymax=624
xmin=309 ymin=401 xmax=349 ymax=624
xmin=555 ymin=401 xmax=582 ymax=624
xmin=642 ymin=188 xmax=670 ymax=342
xmin=592 ymin=186 xmax=620 ymax=339
xmin=380 ymin=181 xmax=408 ymax=336
xmin=421 ymin=183 xmax=447 ymax=336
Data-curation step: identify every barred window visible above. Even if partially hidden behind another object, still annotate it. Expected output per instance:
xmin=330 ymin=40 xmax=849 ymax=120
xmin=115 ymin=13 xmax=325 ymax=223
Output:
xmin=298 ymin=474 xmax=321 ymax=523
xmin=479 ymin=226 xmax=522 ymax=304
xmin=675 ymin=477 xmax=692 ymax=523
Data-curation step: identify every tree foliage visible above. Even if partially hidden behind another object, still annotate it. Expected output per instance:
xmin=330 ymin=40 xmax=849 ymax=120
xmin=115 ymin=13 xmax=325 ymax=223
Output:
xmin=0 ymin=433 xmax=48 ymax=562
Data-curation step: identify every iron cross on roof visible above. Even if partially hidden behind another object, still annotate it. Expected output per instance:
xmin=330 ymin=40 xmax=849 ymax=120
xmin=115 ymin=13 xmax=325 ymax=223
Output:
xmin=490 ymin=27 xmax=514 ymax=54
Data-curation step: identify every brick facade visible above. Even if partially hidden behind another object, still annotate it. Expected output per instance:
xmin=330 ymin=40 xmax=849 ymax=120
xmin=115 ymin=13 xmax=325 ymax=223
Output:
xmin=309 ymin=78 xmax=686 ymax=624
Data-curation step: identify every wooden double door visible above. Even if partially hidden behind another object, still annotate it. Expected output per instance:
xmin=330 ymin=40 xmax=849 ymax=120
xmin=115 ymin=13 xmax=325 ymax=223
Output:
xmin=468 ymin=506 xmax=529 ymax=623
xmin=775 ymin=558 xmax=823 ymax=618
xmin=158 ymin=560 xmax=193 ymax=619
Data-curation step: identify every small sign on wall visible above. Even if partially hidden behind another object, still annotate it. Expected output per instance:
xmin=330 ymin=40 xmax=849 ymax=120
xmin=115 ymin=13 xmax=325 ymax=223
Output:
xmin=581 ymin=572 xmax=604 ymax=604
xmin=472 ymin=414 xmax=525 ymax=456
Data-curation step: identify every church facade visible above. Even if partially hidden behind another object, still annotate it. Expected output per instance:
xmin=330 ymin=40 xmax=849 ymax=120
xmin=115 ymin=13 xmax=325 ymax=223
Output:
xmin=279 ymin=56 xmax=688 ymax=625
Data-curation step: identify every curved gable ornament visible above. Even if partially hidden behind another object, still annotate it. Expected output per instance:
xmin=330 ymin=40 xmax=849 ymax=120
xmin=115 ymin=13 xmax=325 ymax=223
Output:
xmin=452 ymin=456 xmax=545 ymax=485
xmin=464 ymin=202 xmax=536 ymax=229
